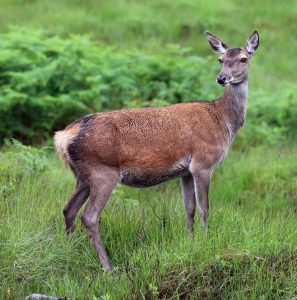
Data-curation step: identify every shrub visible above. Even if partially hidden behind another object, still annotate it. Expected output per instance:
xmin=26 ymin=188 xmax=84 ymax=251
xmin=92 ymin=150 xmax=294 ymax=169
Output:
xmin=234 ymin=85 xmax=297 ymax=149
xmin=0 ymin=139 xmax=49 ymax=201
xmin=0 ymin=30 xmax=295 ymax=148
xmin=0 ymin=139 xmax=49 ymax=175
xmin=0 ymin=30 xmax=216 ymax=144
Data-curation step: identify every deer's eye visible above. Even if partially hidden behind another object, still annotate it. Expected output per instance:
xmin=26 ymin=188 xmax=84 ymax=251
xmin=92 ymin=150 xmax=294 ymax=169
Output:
xmin=218 ymin=58 xmax=223 ymax=64
xmin=240 ymin=58 xmax=247 ymax=63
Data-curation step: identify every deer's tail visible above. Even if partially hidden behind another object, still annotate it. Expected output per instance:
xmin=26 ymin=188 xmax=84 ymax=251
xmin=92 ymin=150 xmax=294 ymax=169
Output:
xmin=54 ymin=123 xmax=81 ymax=167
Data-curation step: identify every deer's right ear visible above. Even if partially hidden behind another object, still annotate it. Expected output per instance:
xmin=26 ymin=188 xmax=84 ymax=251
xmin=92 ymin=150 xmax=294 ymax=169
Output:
xmin=205 ymin=31 xmax=229 ymax=54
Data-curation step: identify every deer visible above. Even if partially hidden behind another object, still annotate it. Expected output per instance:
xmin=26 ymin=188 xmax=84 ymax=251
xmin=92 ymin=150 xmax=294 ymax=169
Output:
xmin=54 ymin=31 xmax=259 ymax=272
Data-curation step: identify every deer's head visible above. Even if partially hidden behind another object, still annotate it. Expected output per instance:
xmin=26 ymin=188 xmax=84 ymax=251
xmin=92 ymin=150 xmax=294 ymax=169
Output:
xmin=206 ymin=31 xmax=259 ymax=86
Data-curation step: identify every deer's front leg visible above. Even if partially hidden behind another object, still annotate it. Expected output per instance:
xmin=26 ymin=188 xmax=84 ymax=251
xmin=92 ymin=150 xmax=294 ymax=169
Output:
xmin=191 ymin=168 xmax=212 ymax=227
xmin=181 ymin=174 xmax=196 ymax=234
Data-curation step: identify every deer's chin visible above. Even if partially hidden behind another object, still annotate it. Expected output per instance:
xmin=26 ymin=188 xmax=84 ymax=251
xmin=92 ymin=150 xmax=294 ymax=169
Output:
xmin=230 ymin=77 xmax=247 ymax=85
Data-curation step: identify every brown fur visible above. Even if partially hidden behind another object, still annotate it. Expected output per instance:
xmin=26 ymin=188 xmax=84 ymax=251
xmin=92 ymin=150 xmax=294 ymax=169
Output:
xmin=226 ymin=48 xmax=242 ymax=57
xmin=67 ymin=102 xmax=228 ymax=173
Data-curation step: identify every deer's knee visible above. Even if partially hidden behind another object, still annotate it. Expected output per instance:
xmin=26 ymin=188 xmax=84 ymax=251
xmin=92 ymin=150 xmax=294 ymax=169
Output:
xmin=199 ymin=207 xmax=208 ymax=224
xmin=81 ymin=213 xmax=97 ymax=230
xmin=81 ymin=213 xmax=90 ymax=227
xmin=188 ymin=202 xmax=196 ymax=213
xmin=199 ymin=206 xmax=208 ymax=216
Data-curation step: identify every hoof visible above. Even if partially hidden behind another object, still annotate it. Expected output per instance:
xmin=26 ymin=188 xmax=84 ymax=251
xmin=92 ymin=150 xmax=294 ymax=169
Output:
xmin=65 ymin=225 xmax=75 ymax=238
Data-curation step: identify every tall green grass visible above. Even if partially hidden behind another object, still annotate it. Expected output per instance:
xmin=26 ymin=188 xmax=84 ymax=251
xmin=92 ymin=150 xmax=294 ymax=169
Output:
xmin=1 ymin=144 xmax=297 ymax=299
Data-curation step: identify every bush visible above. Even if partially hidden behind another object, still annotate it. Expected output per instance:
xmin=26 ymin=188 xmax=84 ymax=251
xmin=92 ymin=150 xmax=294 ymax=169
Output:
xmin=0 ymin=30 xmax=295 ymax=148
xmin=0 ymin=30 xmax=217 ymax=144
xmin=234 ymin=85 xmax=297 ymax=149
xmin=0 ymin=139 xmax=49 ymax=175
xmin=0 ymin=139 xmax=49 ymax=200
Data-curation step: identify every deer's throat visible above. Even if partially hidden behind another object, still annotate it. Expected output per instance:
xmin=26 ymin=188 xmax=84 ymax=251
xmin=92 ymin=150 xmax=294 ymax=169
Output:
xmin=223 ymin=80 xmax=248 ymax=138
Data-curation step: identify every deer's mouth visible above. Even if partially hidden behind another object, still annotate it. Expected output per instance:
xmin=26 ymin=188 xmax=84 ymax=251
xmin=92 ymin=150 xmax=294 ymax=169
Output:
xmin=217 ymin=77 xmax=245 ymax=86
xmin=217 ymin=80 xmax=231 ymax=86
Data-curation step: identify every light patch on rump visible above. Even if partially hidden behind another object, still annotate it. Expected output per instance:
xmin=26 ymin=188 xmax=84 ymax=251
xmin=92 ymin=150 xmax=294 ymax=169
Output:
xmin=54 ymin=123 xmax=80 ymax=166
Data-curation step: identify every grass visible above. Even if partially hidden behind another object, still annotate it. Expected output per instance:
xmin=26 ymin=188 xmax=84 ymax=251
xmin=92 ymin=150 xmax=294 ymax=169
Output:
xmin=1 ymin=145 xmax=297 ymax=299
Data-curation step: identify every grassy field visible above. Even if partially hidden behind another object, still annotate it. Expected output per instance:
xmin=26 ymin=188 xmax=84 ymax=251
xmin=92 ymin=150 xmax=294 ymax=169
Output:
xmin=1 ymin=145 xmax=297 ymax=299
xmin=0 ymin=0 xmax=297 ymax=299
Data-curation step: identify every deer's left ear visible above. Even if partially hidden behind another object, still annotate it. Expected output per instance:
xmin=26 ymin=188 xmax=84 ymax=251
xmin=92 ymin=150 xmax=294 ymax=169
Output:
xmin=246 ymin=31 xmax=259 ymax=56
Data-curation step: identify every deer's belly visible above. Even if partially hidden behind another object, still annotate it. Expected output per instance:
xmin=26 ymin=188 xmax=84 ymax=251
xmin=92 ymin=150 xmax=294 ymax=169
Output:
xmin=120 ymin=167 xmax=189 ymax=188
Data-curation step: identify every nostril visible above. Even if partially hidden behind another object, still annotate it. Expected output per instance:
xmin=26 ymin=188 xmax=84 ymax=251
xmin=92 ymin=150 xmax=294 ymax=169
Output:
xmin=217 ymin=75 xmax=226 ymax=84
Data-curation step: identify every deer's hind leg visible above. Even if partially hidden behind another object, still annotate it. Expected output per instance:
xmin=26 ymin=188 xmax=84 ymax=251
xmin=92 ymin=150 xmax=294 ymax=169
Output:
xmin=63 ymin=174 xmax=90 ymax=236
xmin=80 ymin=164 xmax=120 ymax=272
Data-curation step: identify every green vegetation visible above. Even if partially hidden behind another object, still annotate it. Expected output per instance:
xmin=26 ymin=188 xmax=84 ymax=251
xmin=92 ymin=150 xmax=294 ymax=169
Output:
xmin=0 ymin=0 xmax=297 ymax=299
xmin=0 ymin=31 xmax=217 ymax=144
xmin=0 ymin=0 xmax=296 ymax=88
xmin=0 ymin=31 xmax=296 ymax=148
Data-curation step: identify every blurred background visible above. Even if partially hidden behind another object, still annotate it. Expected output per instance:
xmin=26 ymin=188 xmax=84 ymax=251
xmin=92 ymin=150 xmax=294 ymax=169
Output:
xmin=1 ymin=1 xmax=297 ymax=299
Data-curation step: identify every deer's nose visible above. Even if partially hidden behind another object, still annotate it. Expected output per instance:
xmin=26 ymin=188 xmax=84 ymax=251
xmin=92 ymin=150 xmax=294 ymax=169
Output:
xmin=216 ymin=74 xmax=227 ymax=85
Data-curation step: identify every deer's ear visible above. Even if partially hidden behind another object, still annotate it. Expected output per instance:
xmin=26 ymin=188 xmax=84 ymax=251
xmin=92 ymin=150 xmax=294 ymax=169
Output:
xmin=206 ymin=31 xmax=229 ymax=54
xmin=246 ymin=30 xmax=259 ymax=56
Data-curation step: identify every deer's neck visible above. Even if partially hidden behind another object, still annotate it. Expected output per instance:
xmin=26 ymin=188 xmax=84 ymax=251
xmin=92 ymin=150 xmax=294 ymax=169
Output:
xmin=220 ymin=80 xmax=248 ymax=139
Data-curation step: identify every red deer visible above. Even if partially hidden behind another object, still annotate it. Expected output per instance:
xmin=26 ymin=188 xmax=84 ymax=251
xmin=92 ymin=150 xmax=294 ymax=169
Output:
xmin=54 ymin=31 xmax=259 ymax=271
